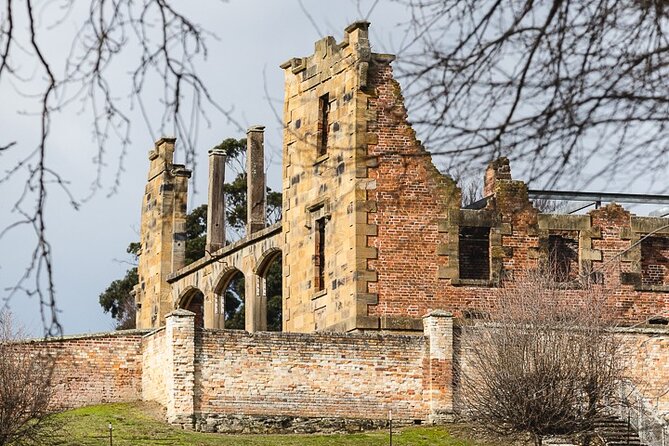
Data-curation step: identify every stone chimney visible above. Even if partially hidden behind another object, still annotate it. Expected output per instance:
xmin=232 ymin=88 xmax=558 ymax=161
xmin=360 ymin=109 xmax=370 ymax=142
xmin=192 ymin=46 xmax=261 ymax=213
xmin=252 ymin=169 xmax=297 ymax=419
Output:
xmin=484 ymin=157 xmax=512 ymax=197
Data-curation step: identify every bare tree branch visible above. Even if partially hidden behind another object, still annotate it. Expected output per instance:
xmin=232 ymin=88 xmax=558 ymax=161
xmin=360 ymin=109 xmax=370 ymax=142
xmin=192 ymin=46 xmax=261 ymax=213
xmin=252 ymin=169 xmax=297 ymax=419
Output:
xmin=396 ymin=0 xmax=669 ymax=189
xmin=0 ymin=0 xmax=238 ymax=334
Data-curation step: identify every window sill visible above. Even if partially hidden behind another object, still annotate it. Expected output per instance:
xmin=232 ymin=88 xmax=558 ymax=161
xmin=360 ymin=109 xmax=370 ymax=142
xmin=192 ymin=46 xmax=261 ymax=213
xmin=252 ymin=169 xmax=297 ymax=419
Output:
xmin=312 ymin=289 xmax=327 ymax=300
xmin=314 ymin=154 xmax=329 ymax=165
xmin=451 ymin=278 xmax=497 ymax=287
xmin=635 ymin=284 xmax=669 ymax=293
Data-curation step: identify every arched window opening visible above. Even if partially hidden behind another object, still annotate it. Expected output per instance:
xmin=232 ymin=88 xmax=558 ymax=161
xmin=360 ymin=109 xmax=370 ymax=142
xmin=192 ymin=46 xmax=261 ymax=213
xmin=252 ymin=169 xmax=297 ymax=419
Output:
xmin=179 ymin=288 xmax=205 ymax=329
xmin=222 ymin=271 xmax=245 ymax=329
xmin=263 ymin=254 xmax=282 ymax=332
xmin=256 ymin=250 xmax=282 ymax=332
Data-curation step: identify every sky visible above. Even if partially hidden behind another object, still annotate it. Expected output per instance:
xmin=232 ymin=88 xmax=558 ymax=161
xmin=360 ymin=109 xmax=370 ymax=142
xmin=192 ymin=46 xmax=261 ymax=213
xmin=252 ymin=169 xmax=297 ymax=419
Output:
xmin=1 ymin=1 xmax=666 ymax=336
xmin=0 ymin=0 xmax=414 ymax=335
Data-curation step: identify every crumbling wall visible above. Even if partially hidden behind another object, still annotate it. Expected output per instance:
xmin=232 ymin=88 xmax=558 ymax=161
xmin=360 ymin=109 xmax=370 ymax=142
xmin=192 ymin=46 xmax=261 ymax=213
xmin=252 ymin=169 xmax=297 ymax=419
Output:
xmin=278 ymin=22 xmax=669 ymax=333
xmin=135 ymin=138 xmax=191 ymax=329
xmin=365 ymin=57 xmax=460 ymax=331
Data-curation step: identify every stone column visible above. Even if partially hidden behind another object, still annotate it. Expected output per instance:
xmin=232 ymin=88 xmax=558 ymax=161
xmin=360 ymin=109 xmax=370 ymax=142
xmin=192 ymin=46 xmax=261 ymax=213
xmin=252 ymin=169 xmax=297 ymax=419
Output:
xmin=423 ymin=310 xmax=454 ymax=423
xmin=165 ymin=309 xmax=195 ymax=427
xmin=206 ymin=148 xmax=227 ymax=254
xmin=244 ymin=270 xmax=266 ymax=333
xmin=246 ymin=126 xmax=266 ymax=235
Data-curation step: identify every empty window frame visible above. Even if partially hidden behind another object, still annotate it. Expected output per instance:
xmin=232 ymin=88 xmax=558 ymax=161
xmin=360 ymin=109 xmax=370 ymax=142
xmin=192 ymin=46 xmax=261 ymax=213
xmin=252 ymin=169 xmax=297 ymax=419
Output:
xmin=314 ymin=217 xmax=327 ymax=292
xmin=641 ymin=236 xmax=669 ymax=286
xmin=459 ymin=227 xmax=490 ymax=280
xmin=317 ymin=93 xmax=330 ymax=157
xmin=548 ymin=232 xmax=579 ymax=282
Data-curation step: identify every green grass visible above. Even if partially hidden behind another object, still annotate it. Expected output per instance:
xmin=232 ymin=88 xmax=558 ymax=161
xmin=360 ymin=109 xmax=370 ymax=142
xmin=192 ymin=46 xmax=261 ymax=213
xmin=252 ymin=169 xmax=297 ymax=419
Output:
xmin=47 ymin=403 xmax=500 ymax=446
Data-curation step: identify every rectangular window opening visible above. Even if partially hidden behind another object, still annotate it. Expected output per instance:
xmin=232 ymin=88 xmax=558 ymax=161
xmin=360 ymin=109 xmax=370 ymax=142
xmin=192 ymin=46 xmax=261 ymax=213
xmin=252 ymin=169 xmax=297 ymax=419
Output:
xmin=459 ymin=226 xmax=490 ymax=280
xmin=317 ymin=93 xmax=330 ymax=158
xmin=641 ymin=236 xmax=669 ymax=286
xmin=315 ymin=217 xmax=326 ymax=291
xmin=548 ymin=232 xmax=579 ymax=282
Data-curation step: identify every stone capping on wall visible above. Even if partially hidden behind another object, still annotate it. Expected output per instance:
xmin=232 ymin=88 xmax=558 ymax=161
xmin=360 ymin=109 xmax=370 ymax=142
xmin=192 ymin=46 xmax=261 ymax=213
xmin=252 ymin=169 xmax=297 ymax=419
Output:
xmin=22 ymin=328 xmax=151 ymax=343
xmin=611 ymin=325 xmax=669 ymax=335
xmin=167 ymin=222 xmax=281 ymax=282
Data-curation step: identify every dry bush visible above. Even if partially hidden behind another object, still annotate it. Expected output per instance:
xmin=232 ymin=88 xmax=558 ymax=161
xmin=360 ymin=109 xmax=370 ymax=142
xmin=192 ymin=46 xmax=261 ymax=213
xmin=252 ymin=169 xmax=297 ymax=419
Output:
xmin=0 ymin=311 xmax=57 ymax=446
xmin=458 ymin=270 xmax=624 ymax=446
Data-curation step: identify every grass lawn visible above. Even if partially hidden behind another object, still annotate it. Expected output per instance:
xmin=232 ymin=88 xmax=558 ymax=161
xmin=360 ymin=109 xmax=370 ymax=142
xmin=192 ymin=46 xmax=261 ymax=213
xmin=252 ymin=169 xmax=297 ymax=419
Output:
xmin=47 ymin=403 xmax=501 ymax=446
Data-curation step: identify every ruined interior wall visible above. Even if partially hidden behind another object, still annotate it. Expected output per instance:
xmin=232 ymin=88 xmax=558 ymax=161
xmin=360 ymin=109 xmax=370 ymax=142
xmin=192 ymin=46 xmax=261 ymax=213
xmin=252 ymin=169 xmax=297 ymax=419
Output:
xmin=193 ymin=329 xmax=428 ymax=423
xmin=34 ymin=331 xmax=145 ymax=409
xmin=141 ymin=328 xmax=168 ymax=407
xmin=364 ymin=55 xmax=461 ymax=330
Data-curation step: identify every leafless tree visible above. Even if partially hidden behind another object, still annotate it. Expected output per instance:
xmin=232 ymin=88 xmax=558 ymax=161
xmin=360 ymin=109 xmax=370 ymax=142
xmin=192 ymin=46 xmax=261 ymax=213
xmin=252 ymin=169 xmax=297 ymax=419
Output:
xmin=458 ymin=269 xmax=624 ymax=446
xmin=0 ymin=311 xmax=57 ymax=445
xmin=0 ymin=1 xmax=237 ymax=334
xmin=395 ymin=0 xmax=669 ymax=189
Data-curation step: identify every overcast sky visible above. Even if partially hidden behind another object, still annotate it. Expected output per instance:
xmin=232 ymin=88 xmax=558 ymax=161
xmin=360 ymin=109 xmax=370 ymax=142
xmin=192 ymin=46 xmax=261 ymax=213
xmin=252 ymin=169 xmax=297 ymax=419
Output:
xmin=2 ymin=1 xmax=665 ymax=336
xmin=0 ymin=0 xmax=416 ymax=335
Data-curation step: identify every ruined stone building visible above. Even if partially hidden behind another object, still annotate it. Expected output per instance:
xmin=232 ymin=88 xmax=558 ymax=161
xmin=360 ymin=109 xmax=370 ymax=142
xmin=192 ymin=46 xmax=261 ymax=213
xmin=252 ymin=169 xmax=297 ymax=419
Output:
xmin=134 ymin=21 xmax=669 ymax=335
xmin=30 ymin=22 xmax=669 ymax=437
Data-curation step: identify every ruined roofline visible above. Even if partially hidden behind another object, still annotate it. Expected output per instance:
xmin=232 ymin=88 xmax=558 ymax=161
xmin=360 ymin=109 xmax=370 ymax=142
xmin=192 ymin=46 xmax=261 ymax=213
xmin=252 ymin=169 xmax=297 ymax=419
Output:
xmin=279 ymin=21 xmax=395 ymax=73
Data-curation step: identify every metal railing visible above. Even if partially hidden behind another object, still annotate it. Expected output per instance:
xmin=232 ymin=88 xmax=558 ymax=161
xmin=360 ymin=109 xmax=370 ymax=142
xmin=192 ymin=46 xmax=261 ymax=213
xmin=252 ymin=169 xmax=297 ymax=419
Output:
xmin=613 ymin=382 xmax=669 ymax=446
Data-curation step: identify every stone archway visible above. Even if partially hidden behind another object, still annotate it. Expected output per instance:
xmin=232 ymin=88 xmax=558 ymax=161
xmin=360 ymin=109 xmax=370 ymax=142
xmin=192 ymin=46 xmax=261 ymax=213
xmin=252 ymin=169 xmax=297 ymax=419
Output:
xmin=213 ymin=268 xmax=246 ymax=330
xmin=255 ymin=248 xmax=283 ymax=332
xmin=177 ymin=287 xmax=205 ymax=329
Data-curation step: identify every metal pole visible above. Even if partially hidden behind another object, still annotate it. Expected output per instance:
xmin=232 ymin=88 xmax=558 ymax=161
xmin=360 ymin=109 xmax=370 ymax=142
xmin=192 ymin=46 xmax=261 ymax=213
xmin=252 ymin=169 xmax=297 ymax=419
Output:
xmin=389 ymin=409 xmax=392 ymax=446
xmin=108 ymin=422 xmax=113 ymax=446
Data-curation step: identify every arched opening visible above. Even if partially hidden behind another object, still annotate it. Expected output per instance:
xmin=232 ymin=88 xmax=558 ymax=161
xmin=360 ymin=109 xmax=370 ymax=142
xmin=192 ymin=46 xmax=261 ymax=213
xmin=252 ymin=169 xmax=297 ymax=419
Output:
xmin=257 ymin=250 xmax=283 ymax=332
xmin=178 ymin=287 xmax=205 ymax=329
xmin=214 ymin=269 xmax=246 ymax=330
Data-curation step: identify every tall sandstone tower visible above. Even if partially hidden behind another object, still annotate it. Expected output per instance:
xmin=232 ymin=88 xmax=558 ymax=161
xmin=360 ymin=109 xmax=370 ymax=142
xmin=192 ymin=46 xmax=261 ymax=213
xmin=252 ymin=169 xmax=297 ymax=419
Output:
xmin=280 ymin=22 xmax=458 ymax=332
xmin=134 ymin=138 xmax=191 ymax=329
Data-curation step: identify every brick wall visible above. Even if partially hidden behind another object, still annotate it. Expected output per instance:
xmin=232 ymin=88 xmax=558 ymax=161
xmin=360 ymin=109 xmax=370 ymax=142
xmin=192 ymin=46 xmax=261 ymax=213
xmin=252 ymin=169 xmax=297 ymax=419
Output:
xmin=141 ymin=327 xmax=168 ymax=407
xmin=454 ymin=324 xmax=669 ymax=420
xmin=619 ymin=328 xmax=669 ymax=415
xmin=31 ymin=331 xmax=145 ymax=410
xmin=194 ymin=329 xmax=428 ymax=421
xmin=641 ymin=236 xmax=669 ymax=287
xmin=366 ymin=59 xmax=459 ymax=329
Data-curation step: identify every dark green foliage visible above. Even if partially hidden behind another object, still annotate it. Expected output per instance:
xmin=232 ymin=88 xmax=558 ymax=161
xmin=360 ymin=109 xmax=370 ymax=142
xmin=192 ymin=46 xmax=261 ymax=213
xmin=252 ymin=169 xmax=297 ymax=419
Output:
xmin=265 ymin=256 xmax=282 ymax=331
xmin=184 ymin=204 xmax=207 ymax=264
xmin=223 ymin=174 xmax=248 ymax=235
xmin=224 ymin=173 xmax=282 ymax=237
xmin=224 ymin=273 xmax=245 ymax=329
xmin=212 ymin=137 xmax=245 ymax=162
xmin=99 ymin=262 xmax=138 ymax=330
